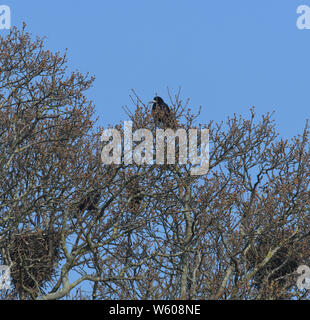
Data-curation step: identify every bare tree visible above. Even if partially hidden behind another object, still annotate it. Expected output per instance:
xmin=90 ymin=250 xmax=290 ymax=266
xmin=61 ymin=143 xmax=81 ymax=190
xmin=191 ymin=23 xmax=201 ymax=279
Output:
xmin=0 ymin=25 xmax=309 ymax=300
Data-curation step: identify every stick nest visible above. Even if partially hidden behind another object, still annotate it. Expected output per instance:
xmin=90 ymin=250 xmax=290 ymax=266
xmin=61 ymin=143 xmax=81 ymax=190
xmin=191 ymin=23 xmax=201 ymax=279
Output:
xmin=0 ymin=229 xmax=61 ymax=299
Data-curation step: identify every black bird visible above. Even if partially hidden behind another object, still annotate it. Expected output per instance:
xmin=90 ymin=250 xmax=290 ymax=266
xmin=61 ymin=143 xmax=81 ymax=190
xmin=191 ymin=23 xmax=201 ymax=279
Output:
xmin=78 ymin=190 xmax=101 ymax=212
xmin=127 ymin=180 xmax=143 ymax=213
xmin=150 ymin=96 xmax=171 ymax=128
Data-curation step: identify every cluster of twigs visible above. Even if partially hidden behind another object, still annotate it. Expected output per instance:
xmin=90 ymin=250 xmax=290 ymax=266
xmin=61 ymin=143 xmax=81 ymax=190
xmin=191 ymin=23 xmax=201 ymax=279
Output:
xmin=0 ymin=230 xmax=61 ymax=299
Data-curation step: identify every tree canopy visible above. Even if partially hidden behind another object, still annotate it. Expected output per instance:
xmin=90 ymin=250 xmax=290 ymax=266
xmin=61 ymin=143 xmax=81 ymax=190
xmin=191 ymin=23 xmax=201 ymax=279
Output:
xmin=0 ymin=25 xmax=309 ymax=300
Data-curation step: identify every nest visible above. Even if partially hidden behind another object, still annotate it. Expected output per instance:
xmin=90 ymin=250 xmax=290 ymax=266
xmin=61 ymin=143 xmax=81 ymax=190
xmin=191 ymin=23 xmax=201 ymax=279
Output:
xmin=245 ymin=234 xmax=299 ymax=290
xmin=0 ymin=229 xmax=61 ymax=299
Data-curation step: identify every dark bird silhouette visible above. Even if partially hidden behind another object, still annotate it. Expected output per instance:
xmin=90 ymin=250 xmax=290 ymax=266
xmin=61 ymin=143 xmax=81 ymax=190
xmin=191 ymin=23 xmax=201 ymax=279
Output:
xmin=150 ymin=96 xmax=172 ymax=128
xmin=128 ymin=190 xmax=143 ymax=213
xmin=78 ymin=190 xmax=101 ymax=212
xmin=127 ymin=180 xmax=143 ymax=213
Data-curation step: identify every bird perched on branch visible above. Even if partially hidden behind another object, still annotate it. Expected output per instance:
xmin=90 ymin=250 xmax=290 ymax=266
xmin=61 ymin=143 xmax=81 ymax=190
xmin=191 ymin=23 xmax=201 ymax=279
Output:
xmin=150 ymin=96 xmax=172 ymax=128
xmin=78 ymin=190 xmax=101 ymax=212
xmin=127 ymin=180 xmax=143 ymax=213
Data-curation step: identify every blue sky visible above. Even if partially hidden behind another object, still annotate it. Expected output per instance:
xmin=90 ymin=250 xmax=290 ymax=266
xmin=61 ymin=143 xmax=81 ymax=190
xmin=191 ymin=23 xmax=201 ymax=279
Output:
xmin=2 ymin=0 xmax=310 ymax=138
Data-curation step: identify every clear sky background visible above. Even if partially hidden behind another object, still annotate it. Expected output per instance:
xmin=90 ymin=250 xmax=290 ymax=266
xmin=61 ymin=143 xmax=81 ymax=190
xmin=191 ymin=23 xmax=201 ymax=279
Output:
xmin=2 ymin=0 xmax=310 ymax=138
